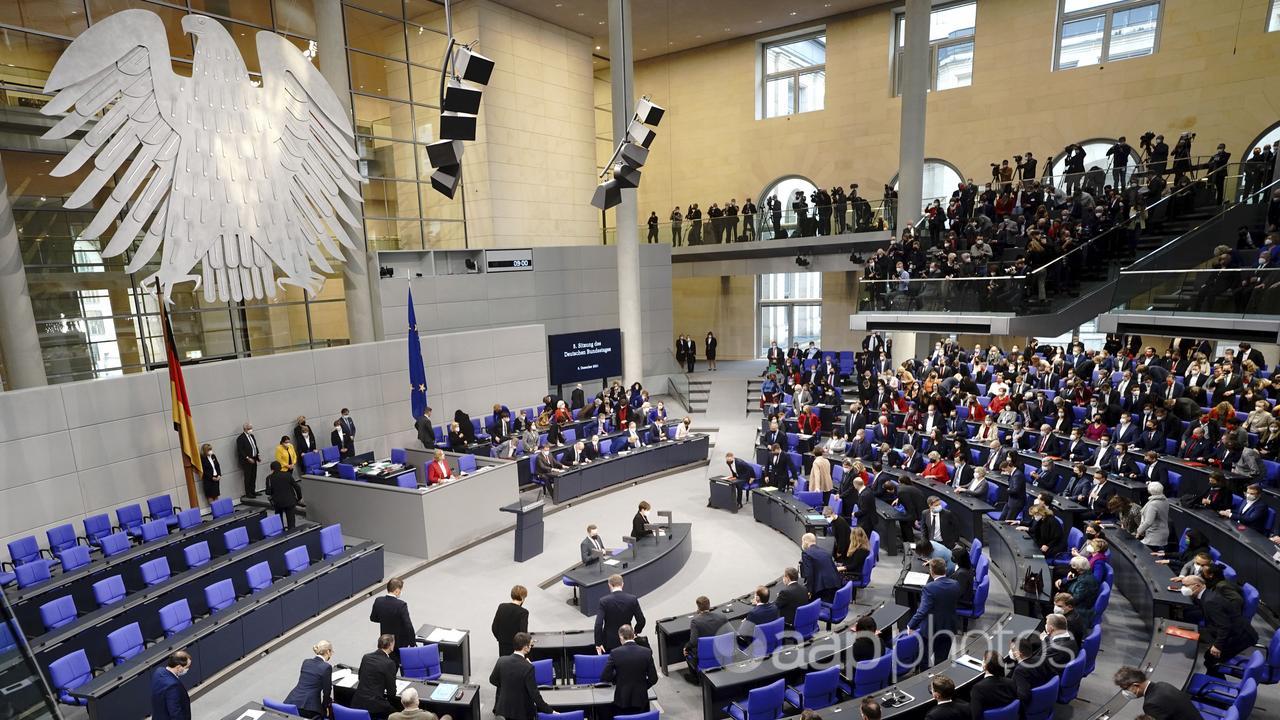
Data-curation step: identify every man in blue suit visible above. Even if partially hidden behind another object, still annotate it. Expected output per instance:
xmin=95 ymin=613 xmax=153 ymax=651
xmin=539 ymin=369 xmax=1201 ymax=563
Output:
xmin=800 ymin=533 xmax=842 ymax=603
xmin=1226 ymin=484 xmax=1268 ymax=531
xmin=285 ymin=640 xmax=333 ymax=718
xmin=600 ymin=624 xmax=658 ymax=715
xmin=723 ymin=452 xmax=756 ymax=505
xmin=594 ymin=574 xmax=645 ymax=653
xmin=907 ymin=558 xmax=961 ymax=664
xmin=1000 ymin=457 xmax=1027 ymax=522
xmin=151 ymin=651 xmax=192 ymax=720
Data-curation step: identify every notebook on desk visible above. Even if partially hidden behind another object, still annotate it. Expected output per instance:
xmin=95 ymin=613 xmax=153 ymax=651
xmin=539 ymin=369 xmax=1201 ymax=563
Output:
xmin=424 ymin=627 xmax=466 ymax=644
xmin=902 ymin=571 xmax=930 ymax=587
xmin=430 ymin=683 xmax=459 ymax=702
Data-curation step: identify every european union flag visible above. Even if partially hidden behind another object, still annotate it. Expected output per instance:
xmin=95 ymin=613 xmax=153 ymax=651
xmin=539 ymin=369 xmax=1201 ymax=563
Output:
xmin=408 ymin=287 xmax=428 ymax=419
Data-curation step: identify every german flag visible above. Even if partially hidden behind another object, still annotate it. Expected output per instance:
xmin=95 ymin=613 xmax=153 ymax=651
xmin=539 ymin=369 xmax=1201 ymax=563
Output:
xmin=161 ymin=305 xmax=201 ymax=477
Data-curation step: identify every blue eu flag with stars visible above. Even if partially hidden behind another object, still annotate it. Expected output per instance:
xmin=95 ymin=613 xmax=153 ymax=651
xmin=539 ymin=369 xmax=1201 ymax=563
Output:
xmin=408 ymin=287 xmax=428 ymax=419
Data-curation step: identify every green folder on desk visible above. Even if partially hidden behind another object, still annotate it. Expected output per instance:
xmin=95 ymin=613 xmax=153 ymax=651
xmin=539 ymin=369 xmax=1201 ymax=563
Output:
xmin=430 ymin=683 xmax=458 ymax=702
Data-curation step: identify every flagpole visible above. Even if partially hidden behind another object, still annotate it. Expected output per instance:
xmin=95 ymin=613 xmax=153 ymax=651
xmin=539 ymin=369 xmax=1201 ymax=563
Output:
xmin=161 ymin=304 xmax=201 ymax=509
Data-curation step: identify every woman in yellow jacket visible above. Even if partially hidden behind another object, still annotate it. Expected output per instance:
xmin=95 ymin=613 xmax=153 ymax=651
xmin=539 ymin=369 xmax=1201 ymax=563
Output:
xmin=274 ymin=435 xmax=298 ymax=473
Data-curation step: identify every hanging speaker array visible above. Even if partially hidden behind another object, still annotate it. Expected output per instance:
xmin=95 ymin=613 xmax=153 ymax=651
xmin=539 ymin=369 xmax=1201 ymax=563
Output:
xmin=425 ymin=45 xmax=495 ymax=198
xmin=592 ymin=96 xmax=664 ymax=210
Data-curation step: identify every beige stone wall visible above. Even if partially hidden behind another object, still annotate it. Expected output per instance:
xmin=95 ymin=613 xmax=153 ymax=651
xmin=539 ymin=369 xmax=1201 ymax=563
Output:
xmin=629 ymin=0 xmax=1280 ymax=216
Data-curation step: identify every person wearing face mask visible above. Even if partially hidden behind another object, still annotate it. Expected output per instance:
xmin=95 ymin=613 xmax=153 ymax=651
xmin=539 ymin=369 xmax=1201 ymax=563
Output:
xmin=1224 ymin=483 xmax=1268 ymax=531
xmin=1170 ymin=551 xmax=1212 ymax=585
xmin=199 ymin=442 xmax=223 ymax=502
xmin=534 ymin=443 xmax=564 ymax=496
xmin=674 ymin=416 xmax=693 ymax=440
xmin=1135 ymin=481 xmax=1170 ymax=551
xmin=1056 ymin=556 xmax=1100 ymax=624
xmin=1191 ymin=471 xmax=1233 ymax=512
xmin=1112 ymin=666 xmax=1200 ymax=719
xmin=1181 ymin=574 xmax=1258 ymax=678
xmin=1008 ymin=633 xmax=1055 ymax=713
xmin=580 ymin=524 xmax=607 ymax=566
xmin=1053 ymin=593 xmax=1087 ymax=647
xmin=150 ymin=650 xmax=193 ymax=720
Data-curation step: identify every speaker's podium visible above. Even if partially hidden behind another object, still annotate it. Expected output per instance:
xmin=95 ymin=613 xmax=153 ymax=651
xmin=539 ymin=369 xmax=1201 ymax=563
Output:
xmin=500 ymin=497 xmax=545 ymax=562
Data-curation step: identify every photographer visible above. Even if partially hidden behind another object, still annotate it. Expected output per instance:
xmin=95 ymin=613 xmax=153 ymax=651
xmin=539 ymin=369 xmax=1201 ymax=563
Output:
xmin=792 ymin=190 xmax=810 ymax=237
xmin=1106 ymin=136 xmax=1134 ymax=188
xmin=1172 ymin=132 xmax=1195 ymax=180
xmin=815 ymin=186 xmax=833 ymax=236
xmin=1206 ymin=143 xmax=1232 ymax=204
xmin=1016 ymin=152 xmax=1037 ymax=187
xmin=832 ymin=185 xmax=848 ymax=234
xmin=1063 ymin=144 xmax=1086 ymax=194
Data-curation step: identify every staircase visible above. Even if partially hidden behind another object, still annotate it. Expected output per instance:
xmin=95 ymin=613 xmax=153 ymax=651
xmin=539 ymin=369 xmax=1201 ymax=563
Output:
xmin=687 ymin=379 xmax=712 ymax=414
xmin=745 ymin=379 xmax=762 ymax=416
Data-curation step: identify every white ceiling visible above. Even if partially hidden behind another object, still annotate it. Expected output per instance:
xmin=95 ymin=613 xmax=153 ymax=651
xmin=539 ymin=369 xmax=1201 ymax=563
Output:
xmin=490 ymin=0 xmax=888 ymax=64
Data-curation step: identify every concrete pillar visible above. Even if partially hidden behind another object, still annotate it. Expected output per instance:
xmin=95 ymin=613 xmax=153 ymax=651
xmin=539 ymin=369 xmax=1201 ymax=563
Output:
xmin=316 ymin=0 xmax=376 ymax=344
xmin=608 ymin=0 xmax=644 ymax=383
xmin=0 ymin=153 xmax=48 ymax=389
xmin=895 ymin=0 xmax=930 ymax=235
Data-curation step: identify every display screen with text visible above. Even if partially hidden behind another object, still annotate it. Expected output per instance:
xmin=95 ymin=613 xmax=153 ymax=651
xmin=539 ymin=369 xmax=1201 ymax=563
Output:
xmin=548 ymin=329 xmax=623 ymax=385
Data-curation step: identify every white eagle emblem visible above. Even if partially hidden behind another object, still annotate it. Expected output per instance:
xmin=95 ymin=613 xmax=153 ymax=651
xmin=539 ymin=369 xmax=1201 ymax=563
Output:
xmin=41 ymin=9 xmax=362 ymax=303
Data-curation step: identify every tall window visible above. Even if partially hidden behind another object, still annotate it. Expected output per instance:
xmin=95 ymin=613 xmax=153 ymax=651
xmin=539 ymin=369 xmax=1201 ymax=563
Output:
xmin=1055 ymin=0 xmax=1160 ymax=70
xmin=1271 ymin=0 xmax=1280 ymax=32
xmin=758 ymin=273 xmax=822 ymax=357
xmin=1045 ymin=139 xmax=1139 ymax=189
xmin=893 ymin=2 xmax=976 ymax=95
xmin=761 ymin=33 xmax=826 ymax=119
xmin=759 ymin=176 xmax=819 ymax=238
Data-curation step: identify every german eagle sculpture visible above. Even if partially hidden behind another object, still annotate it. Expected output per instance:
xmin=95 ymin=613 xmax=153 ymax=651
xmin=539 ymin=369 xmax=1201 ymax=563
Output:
xmin=42 ymin=9 xmax=362 ymax=303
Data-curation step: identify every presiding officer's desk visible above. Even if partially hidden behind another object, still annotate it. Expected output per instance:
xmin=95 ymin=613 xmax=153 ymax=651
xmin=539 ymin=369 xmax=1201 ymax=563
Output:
xmin=5 ymin=507 xmax=263 ymax=634
xmin=564 ymin=523 xmax=693 ymax=616
xmin=775 ymin=613 xmax=1042 ymax=720
xmin=303 ymin=458 xmax=519 ymax=558
xmin=30 ymin=522 xmax=320 ymax=670
xmin=414 ymin=623 xmax=473 ymax=683
xmin=1102 ymin=529 xmax=1194 ymax=624
xmin=403 ymin=447 xmax=507 ymax=488
xmin=528 ymin=629 xmax=597 ymax=680
xmin=700 ymin=602 xmax=910 ymax=720
xmin=72 ymin=541 xmax=384 ymax=720
xmin=981 ymin=518 xmax=1052 ymax=617
xmin=1087 ymin=619 xmax=1200 ymax=720
xmin=1170 ymin=504 xmax=1280 ymax=611
xmin=751 ymin=487 xmax=830 ymax=544
xmin=549 ymin=434 xmax=710 ymax=504
xmin=332 ymin=662 xmax=481 ymax=720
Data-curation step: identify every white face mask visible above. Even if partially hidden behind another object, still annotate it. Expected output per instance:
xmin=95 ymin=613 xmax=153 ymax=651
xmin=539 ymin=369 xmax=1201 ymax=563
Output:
xmin=1180 ymin=586 xmax=1196 ymax=598
xmin=1120 ymin=689 xmax=1138 ymax=700
xmin=1053 ymin=605 xmax=1066 ymax=615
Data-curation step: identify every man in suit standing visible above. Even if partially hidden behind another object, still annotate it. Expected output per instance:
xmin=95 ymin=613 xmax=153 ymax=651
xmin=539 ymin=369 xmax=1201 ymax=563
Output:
xmin=775 ymin=567 xmax=809 ymax=628
xmin=352 ymin=635 xmax=400 ymax=719
xmin=1183 ymin=575 xmax=1258 ymax=677
xmin=800 ymin=533 xmax=842 ymax=603
xmin=852 ymin=478 xmax=879 ymax=537
xmin=580 ymin=524 xmax=607 ymax=566
xmin=332 ymin=419 xmax=355 ymax=460
xmin=490 ymin=632 xmax=552 ymax=720
xmin=908 ymin=558 xmax=961 ymax=664
xmin=723 ymin=452 xmax=756 ymax=506
xmin=236 ymin=422 xmax=261 ymax=498
xmin=285 ymin=640 xmax=333 ymax=719
xmin=921 ymin=496 xmax=960 ymax=549
xmin=765 ymin=444 xmax=796 ymax=491
xmin=594 ymin=574 xmax=645 ymax=653
xmin=683 ymin=596 xmax=726 ymax=674
xmin=150 ymin=651 xmax=192 ymax=720
xmin=492 ymin=585 xmax=529 ymax=657
xmin=415 ymin=407 xmax=436 ymax=449
xmin=1112 ymin=666 xmax=1201 ymax=720
xmin=338 ymin=408 xmax=356 ymax=442
xmin=601 ymin=624 xmax=658 ymax=714
xmin=369 ymin=579 xmax=416 ymax=666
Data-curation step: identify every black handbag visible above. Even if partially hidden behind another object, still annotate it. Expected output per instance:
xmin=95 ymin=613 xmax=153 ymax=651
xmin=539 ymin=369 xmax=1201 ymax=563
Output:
xmin=1022 ymin=568 xmax=1044 ymax=596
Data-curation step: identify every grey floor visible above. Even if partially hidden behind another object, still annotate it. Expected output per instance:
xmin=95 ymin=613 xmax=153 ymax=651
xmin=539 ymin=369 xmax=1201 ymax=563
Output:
xmin=189 ymin=360 xmax=1280 ymax=720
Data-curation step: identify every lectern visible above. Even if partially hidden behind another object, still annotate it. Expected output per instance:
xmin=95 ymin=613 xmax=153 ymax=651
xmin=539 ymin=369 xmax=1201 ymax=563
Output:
xmin=500 ymin=498 xmax=545 ymax=562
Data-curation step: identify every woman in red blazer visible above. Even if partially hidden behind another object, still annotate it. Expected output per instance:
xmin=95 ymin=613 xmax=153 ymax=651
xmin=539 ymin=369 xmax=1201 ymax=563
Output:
xmin=426 ymin=448 xmax=453 ymax=484
xmin=921 ymin=451 xmax=951 ymax=483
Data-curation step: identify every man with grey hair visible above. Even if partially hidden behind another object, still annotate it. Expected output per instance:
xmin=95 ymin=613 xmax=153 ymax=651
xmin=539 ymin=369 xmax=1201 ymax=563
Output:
xmin=1043 ymin=613 xmax=1078 ymax=669
xmin=236 ymin=422 xmax=261 ymax=498
xmin=390 ymin=686 xmax=451 ymax=720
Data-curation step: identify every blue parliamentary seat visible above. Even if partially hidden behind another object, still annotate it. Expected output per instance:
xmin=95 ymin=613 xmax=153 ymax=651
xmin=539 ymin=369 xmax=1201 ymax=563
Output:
xmin=532 ymin=657 xmax=555 ymax=686
xmin=114 ymin=504 xmax=145 ymax=538
xmin=784 ymin=665 xmax=841 ymax=711
xmin=48 ymin=649 xmax=92 ymax=705
xmin=91 ymin=575 xmax=126 ymax=608
xmin=39 ymin=595 xmax=79 ymax=632
xmin=724 ymin=677 xmax=785 ymax=720
xmin=58 ymin=545 xmax=92 ymax=573
xmin=573 ymin=653 xmax=608 ymax=685
xmin=210 ymin=497 xmax=235 ymax=518
xmin=176 ymin=508 xmax=203 ymax=530
xmin=284 ymin=546 xmax=310 ymax=575
xmin=853 ymin=652 xmax=891 ymax=695
xmin=46 ymin=524 xmax=79 ymax=556
xmin=183 ymin=541 xmax=211 ymax=569
xmin=401 ymin=644 xmax=442 ymax=681
xmin=81 ymin=514 xmax=113 ymax=547
xmin=260 ymin=514 xmax=285 ymax=538
xmin=140 ymin=557 xmax=171 ymax=586
xmin=264 ymin=699 xmax=301 ymax=715
xmin=159 ymin=599 xmax=193 ymax=637
xmin=146 ymin=495 xmax=179 ymax=528
xmin=204 ymin=579 xmax=237 ymax=614
xmin=106 ymin=622 xmax=144 ymax=665
xmin=320 ymin=524 xmax=344 ymax=559
xmin=246 ymin=561 xmax=273 ymax=593
xmin=224 ymin=526 xmax=250 ymax=552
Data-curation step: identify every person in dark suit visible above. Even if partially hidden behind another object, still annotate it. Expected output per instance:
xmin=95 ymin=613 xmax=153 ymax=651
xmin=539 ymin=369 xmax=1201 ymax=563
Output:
xmin=199 ymin=443 xmax=222 ymax=502
xmin=369 ymin=579 xmax=416 ymax=665
xmin=594 ymin=574 xmax=645 ymax=653
xmin=738 ymin=585 xmax=780 ymax=642
xmin=724 ymin=452 xmax=756 ymax=505
xmin=800 ymin=533 xmax=842 ymax=602
xmin=1083 ymin=470 xmax=1116 ymax=520
xmin=775 ymin=568 xmax=809 ymax=628
xmin=351 ymin=635 xmax=400 ymax=719
xmin=893 ymin=476 xmax=928 ymax=544
xmin=853 ymin=478 xmax=879 ymax=537
xmin=601 ymin=624 xmax=658 ymax=714
xmin=1000 ymin=457 xmax=1027 ymax=522
xmin=1009 ymin=633 xmax=1056 ymax=712
xmin=684 ymin=596 xmax=727 ymax=673
xmin=765 ymin=444 xmax=796 ymax=491
xmin=1112 ymin=665 xmax=1202 ymax=720
xmin=236 ymin=423 xmax=261 ymax=498
xmin=1043 ymin=614 xmax=1079 ymax=670
xmin=490 ymin=632 xmax=552 ymax=720
xmin=415 ymin=407 xmax=436 ymax=449
xmin=534 ymin=445 xmax=564 ymax=495
xmin=1184 ymin=575 xmax=1259 ymax=677
xmin=1191 ymin=472 xmax=1234 ymax=512
xmin=632 ymin=501 xmax=654 ymax=540
xmin=924 ymin=675 xmax=969 ymax=720
xmin=492 ymin=585 xmax=529 ymax=657
xmin=1227 ymin=484 xmax=1268 ymax=531
xmin=1054 ymin=593 xmax=1088 ymax=648
xmin=264 ymin=461 xmax=301 ymax=530
xmin=331 ymin=419 xmax=355 ymax=460
xmin=907 ymin=558 xmax=961 ymax=664
xmin=571 ymin=384 xmax=586 ymax=410
xmin=825 ymin=507 xmax=852 ymax=561
xmin=150 ymin=651 xmax=192 ymax=720
xmin=969 ymin=651 xmax=1017 ymax=720
xmin=921 ymin=496 xmax=960 ymax=549
xmin=850 ymin=615 xmax=879 ymax=662
xmin=293 ymin=417 xmax=319 ymax=470
xmin=284 ymin=640 xmax=333 ymax=719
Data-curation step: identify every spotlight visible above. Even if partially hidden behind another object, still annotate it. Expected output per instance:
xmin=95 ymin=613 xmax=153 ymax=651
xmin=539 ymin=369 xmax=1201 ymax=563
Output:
xmin=425 ymin=139 xmax=464 ymax=168
xmin=464 ymin=258 xmax=479 ymax=272
xmin=612 ymin=162 xmax=641 ymax=189
xmin=430 ymin=166 xmax=462 ymax=198
xmin=626 ymin=120 xmax=656 ymax=148
xmin=618 ymin=142 xmax=649 ymax=168
xmin=591 ymin=179 xmax=623 ymax=210
xmin=455 ymin=46 xmax=495 ymax=85
xmin=633 ymin=97 xmax=665 ymax=126
xmin=440 ymin=111 xmax=477 ymax=141
xmin=795 ymin=255 xmax=810 ymax=268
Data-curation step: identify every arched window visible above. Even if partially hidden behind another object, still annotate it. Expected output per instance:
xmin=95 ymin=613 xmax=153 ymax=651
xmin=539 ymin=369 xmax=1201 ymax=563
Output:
xmin=1246 ymin=121 xmax=1280 ymax=157
xmin=890 ymin=159 xmax=964 ymax=214
xmin=1045 ymin=138 xmax=1139 ymax=189
xmin=759 ymin=175 xmax=818 ymax=239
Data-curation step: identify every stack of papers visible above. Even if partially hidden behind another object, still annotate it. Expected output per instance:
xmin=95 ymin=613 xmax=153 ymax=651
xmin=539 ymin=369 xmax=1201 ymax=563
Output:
xmin=395 ymin=679 xmax=411 ymax=694
xmin=331 ymin=668 xmax=358 ymax=689
xmin=425 ymin=627 xmax=467 ymax=643
xmin=603 ymin=558 xmax=621 ymax=566
xmin=955 ymin=654 xmax=984 ymax=670
xmin=430 ymin=683 xmax=459 ymax=702
xmin=903 ymin=571 xmax=931 ymax=587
